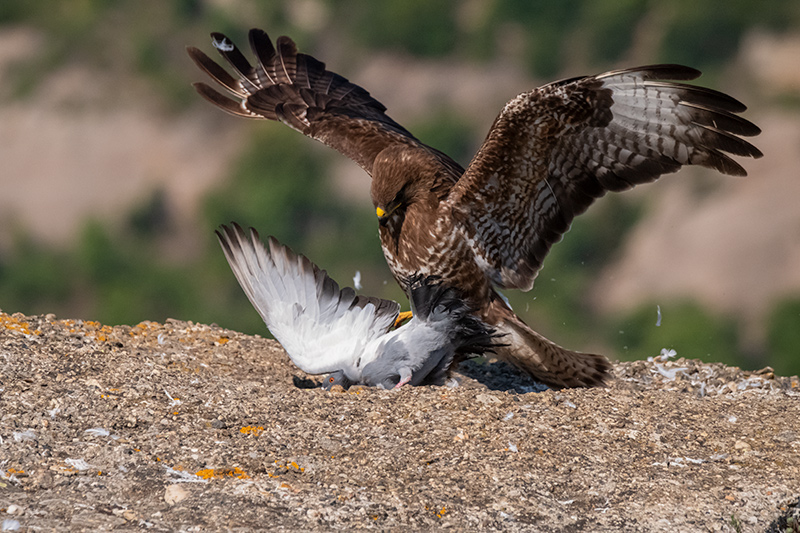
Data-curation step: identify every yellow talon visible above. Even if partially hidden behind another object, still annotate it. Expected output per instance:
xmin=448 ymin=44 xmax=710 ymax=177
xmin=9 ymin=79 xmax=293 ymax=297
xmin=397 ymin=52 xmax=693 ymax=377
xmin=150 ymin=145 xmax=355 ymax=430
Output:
xmin=393 ymin=310 xmax=413 ymax=328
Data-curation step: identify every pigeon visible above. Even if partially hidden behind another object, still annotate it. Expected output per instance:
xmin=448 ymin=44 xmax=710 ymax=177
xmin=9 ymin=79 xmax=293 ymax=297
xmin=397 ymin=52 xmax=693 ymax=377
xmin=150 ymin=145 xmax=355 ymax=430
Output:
xmin=216 ymin=223 xmax=499 ymax=389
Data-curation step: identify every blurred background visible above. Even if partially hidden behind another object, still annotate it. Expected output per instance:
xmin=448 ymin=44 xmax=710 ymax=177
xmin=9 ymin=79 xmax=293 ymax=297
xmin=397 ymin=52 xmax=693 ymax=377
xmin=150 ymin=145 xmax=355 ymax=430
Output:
xmin=1 ymin=0 xmax=799 ymax=374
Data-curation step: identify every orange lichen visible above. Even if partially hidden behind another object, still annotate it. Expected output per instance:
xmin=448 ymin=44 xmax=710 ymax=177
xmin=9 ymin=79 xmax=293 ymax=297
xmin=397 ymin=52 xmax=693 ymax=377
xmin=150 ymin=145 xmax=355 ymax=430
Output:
xmin=0 ymin=313 xmax=41 ymax=336
xmin=195 ymin=467 xmax=250 ymax=480
xmin=129 ymin=322 xmax=160 ymax=337
xmin=437 ymin=507 xmax=447 ymax=518
xmin=57 ymin=319 xmax=116 ymax=342
xmin=240 ymin=426 xmax=264 ymax=436
xmin=273 ymin=460 xmax=304 ymax=473
xmin=92 ymin=325 xmax=114 ymax=342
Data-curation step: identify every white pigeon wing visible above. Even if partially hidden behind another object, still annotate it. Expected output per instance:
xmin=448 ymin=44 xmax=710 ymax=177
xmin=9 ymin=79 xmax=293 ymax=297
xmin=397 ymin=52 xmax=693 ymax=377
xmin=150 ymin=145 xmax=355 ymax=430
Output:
xmin=216 ymin=224 xmax=400 ymax=375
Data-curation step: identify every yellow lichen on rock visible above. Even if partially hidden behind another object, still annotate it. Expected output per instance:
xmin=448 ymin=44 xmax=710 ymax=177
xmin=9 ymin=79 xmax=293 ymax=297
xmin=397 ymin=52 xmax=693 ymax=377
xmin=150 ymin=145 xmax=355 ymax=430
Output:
xmin=0 ymin=313 xmax=41 ymax=336
xmin=195 ymin=467 xmax=250 ymax=480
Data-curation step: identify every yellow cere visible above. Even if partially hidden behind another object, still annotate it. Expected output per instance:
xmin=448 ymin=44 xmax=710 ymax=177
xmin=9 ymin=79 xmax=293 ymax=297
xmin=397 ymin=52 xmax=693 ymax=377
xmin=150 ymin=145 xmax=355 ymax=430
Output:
xmin=376 ymin=206 xmax=386 ymax=218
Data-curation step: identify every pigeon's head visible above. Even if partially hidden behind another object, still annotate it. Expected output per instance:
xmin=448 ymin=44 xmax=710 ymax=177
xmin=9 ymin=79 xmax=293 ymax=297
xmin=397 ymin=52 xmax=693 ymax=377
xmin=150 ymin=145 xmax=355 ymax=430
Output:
xmin=322 ymin=371 xmax=354 ymax=390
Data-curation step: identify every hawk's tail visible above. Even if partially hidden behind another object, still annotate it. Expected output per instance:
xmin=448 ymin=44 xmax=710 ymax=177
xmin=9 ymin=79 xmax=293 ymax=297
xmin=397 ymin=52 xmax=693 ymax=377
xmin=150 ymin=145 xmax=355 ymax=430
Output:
xmin=489 ymin=298 xmax=611 ymax=388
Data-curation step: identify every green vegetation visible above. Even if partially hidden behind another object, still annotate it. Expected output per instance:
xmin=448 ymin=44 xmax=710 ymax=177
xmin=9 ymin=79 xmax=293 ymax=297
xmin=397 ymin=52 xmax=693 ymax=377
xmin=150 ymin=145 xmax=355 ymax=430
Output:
xmin=345 ymin=1 xmax=461 ymax=58
xmin=658 ymin=0 xmax=800 ymax=72
xmin=409 ymin=109 xmax=478 ymax=168
xmin=4 ymin=0 xmax=798 ymax=86
xmin=767 ymin=299 xmax=800 ymax=377
xmin=610 ymin=301 xmax=742 ymax=365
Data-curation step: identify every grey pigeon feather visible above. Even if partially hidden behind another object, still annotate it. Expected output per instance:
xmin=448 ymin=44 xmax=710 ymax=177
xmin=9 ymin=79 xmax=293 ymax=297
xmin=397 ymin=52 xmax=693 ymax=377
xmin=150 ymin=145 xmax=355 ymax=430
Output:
xmin=216 ymin=224 xmax=499 ymax=389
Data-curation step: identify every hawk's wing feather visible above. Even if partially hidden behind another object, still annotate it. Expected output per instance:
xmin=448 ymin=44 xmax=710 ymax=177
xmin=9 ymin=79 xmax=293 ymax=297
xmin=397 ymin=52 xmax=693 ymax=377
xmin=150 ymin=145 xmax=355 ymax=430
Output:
xmin=189 ymin=29 xmax=462 ymax=176
xmin=188 ymin=46 xmax=246 ymax=97
xmin=449 ymin=65 xmax=762 ymax=291
xmin=216 ymin=224 xmax=400 ymax=375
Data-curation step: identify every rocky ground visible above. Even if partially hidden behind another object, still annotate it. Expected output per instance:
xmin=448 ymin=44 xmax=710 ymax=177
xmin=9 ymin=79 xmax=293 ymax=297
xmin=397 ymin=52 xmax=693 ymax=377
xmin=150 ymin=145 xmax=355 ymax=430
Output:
xmin=1 ymin=310 xmax=799 ymax=532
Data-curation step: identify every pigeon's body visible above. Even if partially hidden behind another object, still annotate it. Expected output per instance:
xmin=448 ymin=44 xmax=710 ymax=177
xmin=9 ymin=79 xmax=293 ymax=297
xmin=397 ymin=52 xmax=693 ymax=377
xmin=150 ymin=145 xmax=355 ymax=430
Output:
xmin=216 ymin=224 xmax=496 ymax=388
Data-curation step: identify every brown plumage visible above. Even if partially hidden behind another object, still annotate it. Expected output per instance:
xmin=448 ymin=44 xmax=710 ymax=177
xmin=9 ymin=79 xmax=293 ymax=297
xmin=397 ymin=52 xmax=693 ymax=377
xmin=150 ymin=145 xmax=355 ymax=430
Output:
xmin=188 ymin=29 xmax=762 ymax=388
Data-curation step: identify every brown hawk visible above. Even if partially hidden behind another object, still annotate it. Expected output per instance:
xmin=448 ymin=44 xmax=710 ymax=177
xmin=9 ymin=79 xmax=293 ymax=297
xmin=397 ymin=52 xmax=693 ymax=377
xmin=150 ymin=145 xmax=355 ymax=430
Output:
xmin=188 ymin=29 xmax=761 ymax=388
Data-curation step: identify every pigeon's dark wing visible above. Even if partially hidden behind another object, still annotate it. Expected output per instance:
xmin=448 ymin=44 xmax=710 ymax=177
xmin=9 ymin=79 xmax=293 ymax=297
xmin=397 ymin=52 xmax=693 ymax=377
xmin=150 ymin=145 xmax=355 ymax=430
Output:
xmin=189 ymin=29 xmax=463 ymax=178
xmin=216 ymin=223 xmax=400 ymax=374
xmin=447 ymin=65 xmax=762 ymax=291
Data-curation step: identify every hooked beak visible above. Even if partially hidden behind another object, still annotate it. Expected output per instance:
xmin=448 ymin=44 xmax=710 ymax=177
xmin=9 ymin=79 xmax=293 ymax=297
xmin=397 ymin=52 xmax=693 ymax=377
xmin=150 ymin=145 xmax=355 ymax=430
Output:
xmin=376 ymin=202 xmax=401 ymax=224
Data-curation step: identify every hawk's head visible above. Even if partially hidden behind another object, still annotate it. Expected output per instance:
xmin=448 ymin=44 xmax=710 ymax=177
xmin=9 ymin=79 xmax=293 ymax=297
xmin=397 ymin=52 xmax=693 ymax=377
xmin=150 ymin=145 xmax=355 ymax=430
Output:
xmin=371 ymin=146 xmax=433 ymax=226
xmin=373 ymin=185 xmax=408 ymax=226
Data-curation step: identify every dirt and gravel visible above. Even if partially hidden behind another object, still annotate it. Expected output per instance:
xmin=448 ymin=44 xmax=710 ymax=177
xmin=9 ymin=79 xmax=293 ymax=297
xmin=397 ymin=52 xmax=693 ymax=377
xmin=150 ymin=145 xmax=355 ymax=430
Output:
xmin=1 ymin=310 xmax=799 ymax=532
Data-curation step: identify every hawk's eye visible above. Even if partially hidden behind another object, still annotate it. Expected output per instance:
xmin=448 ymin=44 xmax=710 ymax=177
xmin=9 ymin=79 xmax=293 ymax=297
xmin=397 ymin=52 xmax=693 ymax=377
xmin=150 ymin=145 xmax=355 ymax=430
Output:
xmin=329 ymin=376 xmax=335 ymax=383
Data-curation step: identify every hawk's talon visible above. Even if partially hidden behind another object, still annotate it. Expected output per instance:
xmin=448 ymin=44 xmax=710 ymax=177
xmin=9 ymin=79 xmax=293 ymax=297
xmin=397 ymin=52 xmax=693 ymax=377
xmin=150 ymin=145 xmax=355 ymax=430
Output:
xmin=393 ymin=310 xmax=413 ymax=328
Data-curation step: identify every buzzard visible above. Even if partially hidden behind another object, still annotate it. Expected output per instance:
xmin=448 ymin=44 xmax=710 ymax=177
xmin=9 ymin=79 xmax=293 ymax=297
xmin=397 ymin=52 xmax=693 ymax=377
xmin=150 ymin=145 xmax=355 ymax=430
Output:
xmin=188 ymin=29 xmax=762 ymax=388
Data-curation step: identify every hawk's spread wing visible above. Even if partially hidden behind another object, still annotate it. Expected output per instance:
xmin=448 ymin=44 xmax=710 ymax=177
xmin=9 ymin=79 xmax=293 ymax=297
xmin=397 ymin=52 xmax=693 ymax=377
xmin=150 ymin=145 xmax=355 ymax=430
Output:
xmin=448 ymin=65 xmax=762 ymax=291
xmin=216 ymin=224 xmax=400 ymax=374
xmin=188 ymin=29 xmax=462 ymax=178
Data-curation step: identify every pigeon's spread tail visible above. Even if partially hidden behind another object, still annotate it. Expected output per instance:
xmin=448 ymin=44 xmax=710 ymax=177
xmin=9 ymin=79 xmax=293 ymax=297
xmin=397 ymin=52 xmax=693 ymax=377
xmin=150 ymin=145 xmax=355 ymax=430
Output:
xmin=488 ymin=297 xmax=610 ymax=389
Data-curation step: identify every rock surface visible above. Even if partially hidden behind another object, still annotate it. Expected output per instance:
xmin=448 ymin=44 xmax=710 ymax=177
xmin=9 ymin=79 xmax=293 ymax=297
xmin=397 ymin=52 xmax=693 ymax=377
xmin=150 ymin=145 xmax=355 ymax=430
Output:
xmin=1 ymin=311 xmax=799 ymax=531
